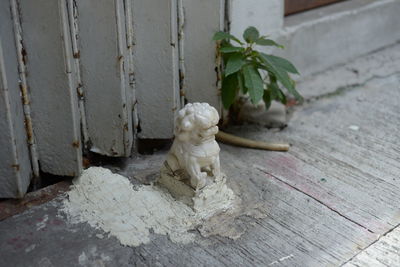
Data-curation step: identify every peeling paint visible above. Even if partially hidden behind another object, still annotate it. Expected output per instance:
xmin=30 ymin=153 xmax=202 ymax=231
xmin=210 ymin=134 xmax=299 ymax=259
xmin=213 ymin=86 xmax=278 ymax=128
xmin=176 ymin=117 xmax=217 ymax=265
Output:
xmin=10 ymin=0 xmax=40 ymax=178
xmin=11 ymin=164 xmax=20 ymax=171
xmin=72 ymin=140 xmax=80 ymax=148
xmin=67 ymin=0 xmax=89 ymax=147
xmin=177 ymin=0 xmax=186 ymax=108
xmin=36 ymin=214 xmax=49 ymax=231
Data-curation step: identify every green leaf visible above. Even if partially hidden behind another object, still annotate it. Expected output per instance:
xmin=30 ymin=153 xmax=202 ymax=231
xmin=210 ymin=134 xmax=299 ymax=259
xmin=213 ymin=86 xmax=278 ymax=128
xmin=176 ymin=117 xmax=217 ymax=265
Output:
xmin=243 ymin=26 xmax=260 ymax=43
xmin=277 ymin=88 xmax=287 ymax=105
xmin=259 ymin=53 xmax=295 ymax=91
xmin=261 ymin=54 xmax=299 ymax=74
xmin=213 ymin=31 xmax=233 ymax=40
xmin=219 ymin=46 xmax=245 ymax=53
xmin=221 ymin=74 xmax=238 ymax=109
xmin=242 ymin=65 xmax=264 ymax=104
xmin=213 ymin=31 xmax=243 ymax=44
xmin=266 ymin=68 xmax=301 ymax=101
xmin=237 ymin=72 xmax=246 ymax=94
xmin=287 ymin=84 xmax=303 ymax=101
xmin=263 ymin=90 xmax=272 ymax=110
xmin=268 ymin=81 xmax=280 ymax=100
xmin=255 ymin=38 xmax=284 ymax=48
xmin=225 ymin=54 xmax=245 ymax=77
xmin=268 ymin=81 xmax=287 ymax=104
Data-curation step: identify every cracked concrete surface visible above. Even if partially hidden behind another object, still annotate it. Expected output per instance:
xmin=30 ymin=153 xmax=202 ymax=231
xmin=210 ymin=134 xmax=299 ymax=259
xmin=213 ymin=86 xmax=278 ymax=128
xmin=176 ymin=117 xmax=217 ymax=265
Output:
xmin=1 ymin=43 xmax=400 ymax=266
xmin=296 ymin=41 xmax=400 ymax=99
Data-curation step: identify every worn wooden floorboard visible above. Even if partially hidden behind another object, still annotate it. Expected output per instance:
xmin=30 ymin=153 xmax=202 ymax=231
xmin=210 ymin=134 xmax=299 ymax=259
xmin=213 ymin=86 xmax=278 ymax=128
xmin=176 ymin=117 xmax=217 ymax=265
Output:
xmin=344 ymin=225 xmax=400 ymax=266
xmin=1 ymin=53 xmax=399 ymax=266
xmin=227 ymin=74 xmax=400 ymax=236
xmin=0 ymin=153 xmax=377 ymax=266
xmin=0 ymin=181 xmax=71 ymax=221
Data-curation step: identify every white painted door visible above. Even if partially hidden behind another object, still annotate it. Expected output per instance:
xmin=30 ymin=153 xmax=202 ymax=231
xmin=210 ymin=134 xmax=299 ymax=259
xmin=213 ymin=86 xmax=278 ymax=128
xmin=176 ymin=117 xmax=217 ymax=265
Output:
xmin=0 ymin=0 xmax=224 ymax=198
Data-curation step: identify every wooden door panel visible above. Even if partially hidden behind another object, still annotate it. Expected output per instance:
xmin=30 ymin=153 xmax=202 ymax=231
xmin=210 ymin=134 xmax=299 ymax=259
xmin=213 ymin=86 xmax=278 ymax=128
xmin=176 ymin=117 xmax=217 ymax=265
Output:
xmin=18 ymin=0 xmax=83 ymax=176
xmin=285 ymin=0 xmax=347 ymax=15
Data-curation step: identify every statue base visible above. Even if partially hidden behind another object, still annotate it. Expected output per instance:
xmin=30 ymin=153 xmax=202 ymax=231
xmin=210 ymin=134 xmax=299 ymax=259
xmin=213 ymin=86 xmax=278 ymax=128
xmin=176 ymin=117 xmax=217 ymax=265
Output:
xmin=159 ymin=163 xmax=236 ymax=218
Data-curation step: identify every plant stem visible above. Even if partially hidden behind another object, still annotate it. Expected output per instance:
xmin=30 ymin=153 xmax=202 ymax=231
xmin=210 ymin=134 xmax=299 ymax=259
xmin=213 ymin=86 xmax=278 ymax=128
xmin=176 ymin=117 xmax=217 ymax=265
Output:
xmin=216 ymin=131 xmax=290 ymax=152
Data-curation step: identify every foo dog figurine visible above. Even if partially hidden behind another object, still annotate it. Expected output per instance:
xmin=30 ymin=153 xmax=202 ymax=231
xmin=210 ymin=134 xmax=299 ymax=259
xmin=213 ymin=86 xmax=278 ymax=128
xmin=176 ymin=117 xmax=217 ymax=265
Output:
xmin=159 ymin=103 xmax=235 ymax=214
xmin=166 ymin=102 xmax=221 ymax=189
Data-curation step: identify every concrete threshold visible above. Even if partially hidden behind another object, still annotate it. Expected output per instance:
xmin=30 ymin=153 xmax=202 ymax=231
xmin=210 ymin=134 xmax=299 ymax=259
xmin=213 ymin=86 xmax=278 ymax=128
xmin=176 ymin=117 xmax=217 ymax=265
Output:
xmin=295 ymin=42 xmax=400 ymax=99
xmin=277 ymin=0 xmax=400 ymax=76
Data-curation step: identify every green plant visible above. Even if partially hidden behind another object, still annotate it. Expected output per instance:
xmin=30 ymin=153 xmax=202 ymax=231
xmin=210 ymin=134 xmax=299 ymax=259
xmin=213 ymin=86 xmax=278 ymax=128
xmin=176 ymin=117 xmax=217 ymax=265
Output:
xmin=213 ymin=26 xmax=303 ymax=110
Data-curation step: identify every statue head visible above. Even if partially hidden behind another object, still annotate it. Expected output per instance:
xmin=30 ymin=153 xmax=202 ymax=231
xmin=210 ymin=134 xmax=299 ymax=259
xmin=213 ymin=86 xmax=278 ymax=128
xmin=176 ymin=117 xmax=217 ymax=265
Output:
xmin=174 ymin=103 xmax=219 ymax=144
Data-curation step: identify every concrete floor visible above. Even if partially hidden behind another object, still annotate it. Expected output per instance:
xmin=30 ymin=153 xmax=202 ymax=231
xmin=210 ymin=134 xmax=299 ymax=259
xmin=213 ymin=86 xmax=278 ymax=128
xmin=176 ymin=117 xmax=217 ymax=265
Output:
xmin=1 ymin=43 xmax=400 ymax=266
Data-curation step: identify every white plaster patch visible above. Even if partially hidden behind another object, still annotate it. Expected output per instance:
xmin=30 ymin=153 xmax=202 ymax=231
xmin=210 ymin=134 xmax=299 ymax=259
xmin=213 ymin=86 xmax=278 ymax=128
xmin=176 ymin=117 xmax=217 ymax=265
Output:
xmin=25 ymin=244 xmax=36 ymax=253
xmin=100 ymin=253 xmax=111 ymax=262
xmin=95 ymin=234 xmax=104 ymax=239
xmin=38 ymin=257 xmax=53 ymax=267
xmin=269 ymin=254 xmax=294 ymax=266
xmin=62 ymin=167 xmax=208 ymax=247
xmin=36 ymin=214 xmax=48 ymax=231
xmin=78 ymin=252 xmax=88 ymax=266
xmin=349 ymin=125 xmax=360 ymax=131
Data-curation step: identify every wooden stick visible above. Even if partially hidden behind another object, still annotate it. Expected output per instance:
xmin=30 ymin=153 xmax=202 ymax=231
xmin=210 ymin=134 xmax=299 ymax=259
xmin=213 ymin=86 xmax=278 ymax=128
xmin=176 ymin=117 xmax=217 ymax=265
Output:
xmin=216 ymin=131 xmax=290 ymax=152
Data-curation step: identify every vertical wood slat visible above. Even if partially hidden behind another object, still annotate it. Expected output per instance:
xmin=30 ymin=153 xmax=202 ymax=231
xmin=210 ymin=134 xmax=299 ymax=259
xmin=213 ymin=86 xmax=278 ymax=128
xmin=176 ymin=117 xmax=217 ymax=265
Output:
xmin=132 ymin=0 xmax=180 ymax=139
xmin=0 ymin=2 xmax=32 ymax=198
xmin=76 ymin=0 xmax=133 ymax=156
xmin=124 ymin=0 xmax=139 ymax=149
xmin=10 ymin=0 xmax=40 ymax=178
xmin=18 ymin=0 xmax=82 ymax=176
xmin=67 ymin=0 xmax=90 ymax=146
xmin=181 ymin=0 xmax=225 ymax=112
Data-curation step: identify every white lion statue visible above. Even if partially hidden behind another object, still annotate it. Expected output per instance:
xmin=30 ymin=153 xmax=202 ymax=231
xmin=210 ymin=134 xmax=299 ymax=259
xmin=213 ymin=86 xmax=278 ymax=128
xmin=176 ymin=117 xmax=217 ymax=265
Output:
xmin=164 ymin=103 xmax=221 ymax=190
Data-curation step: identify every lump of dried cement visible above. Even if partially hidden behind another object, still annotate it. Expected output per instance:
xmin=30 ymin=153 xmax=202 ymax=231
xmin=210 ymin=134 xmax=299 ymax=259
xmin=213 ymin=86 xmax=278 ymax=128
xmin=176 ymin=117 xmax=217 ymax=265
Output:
xmin=61 ymin=167 xmax=202 ymax=247
xmin=63 ymin=167 xmax=203 ymax=246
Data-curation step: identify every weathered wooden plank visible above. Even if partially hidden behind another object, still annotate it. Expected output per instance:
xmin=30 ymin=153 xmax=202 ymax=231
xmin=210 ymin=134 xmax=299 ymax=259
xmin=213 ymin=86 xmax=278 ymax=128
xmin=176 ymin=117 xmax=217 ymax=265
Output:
xmin=0 ymin=154 xmax=377 ymax=266
xmin=66 ymin=0 xmax=90 ymax=147
xmin=226 ymin=75 xmax=400 ymax=234
xmin=132 ymin=0 xmax=180 ymax=139
xmin=0 ymin=2 xmax=32 ymax=198
xmin=0 ymin=45 xmax=31 ymax=197
xmin=181 ymin=0 xmax=224 ymax=111
xmin=344 ymin=225 xmax=400 ymax=266
xmin=76 ymin=0 xmax=133 ymax=156
xmin=18 ymin=0 xmax=82 ymax=176
xmin=134 ymin=153 xmax=377 ymax=266
xmin=0 ymin=181 xmax=70 ymax=220
xmin=123 ymin=0 xmax=139 ymax=149
xmin=10 ymin=0 xmax=40 ymax=178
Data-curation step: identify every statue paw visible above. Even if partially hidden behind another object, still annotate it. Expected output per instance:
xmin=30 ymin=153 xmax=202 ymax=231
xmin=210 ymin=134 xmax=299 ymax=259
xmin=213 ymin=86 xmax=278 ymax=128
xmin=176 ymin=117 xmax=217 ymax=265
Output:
xmin=191 ymin=173 xmax=207 ymax=190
